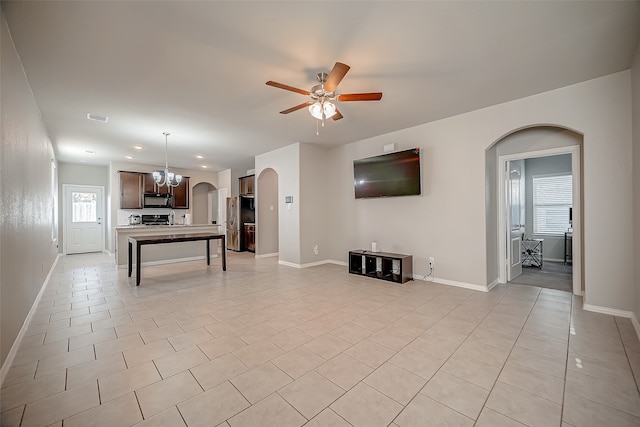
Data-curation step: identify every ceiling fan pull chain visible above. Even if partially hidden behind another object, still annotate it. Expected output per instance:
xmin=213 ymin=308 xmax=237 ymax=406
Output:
xmin=316 ymin=119 xmax=319 ymax=136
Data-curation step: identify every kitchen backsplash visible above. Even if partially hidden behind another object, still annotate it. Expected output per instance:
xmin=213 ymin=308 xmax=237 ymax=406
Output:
xmin=117 ymin=208 xmax=188 ymax=226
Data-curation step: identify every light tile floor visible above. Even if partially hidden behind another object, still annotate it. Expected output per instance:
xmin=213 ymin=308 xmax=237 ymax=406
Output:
xmin=1 ymin=251 xmax=640 ymax=426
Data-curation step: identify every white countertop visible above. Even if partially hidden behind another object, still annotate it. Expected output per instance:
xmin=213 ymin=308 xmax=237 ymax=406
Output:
xmin=115 ymin=224 xmax=220 ymax=230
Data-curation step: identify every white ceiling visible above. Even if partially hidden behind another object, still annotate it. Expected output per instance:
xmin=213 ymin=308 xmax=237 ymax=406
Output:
xmin=3 ymin=1 xmax=639 ymax=172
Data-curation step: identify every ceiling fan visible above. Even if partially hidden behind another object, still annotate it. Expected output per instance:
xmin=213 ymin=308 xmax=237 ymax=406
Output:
xmin=266 ymin=62 xmax=382 ymax=122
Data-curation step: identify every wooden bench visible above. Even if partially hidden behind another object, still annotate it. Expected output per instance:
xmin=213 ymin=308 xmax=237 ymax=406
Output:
xmin=128 ymin=233 xmax=226 ymax=286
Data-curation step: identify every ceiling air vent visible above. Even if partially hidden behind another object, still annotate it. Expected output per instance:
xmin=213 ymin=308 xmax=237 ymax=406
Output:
xmin=86 ymin=112 xmax=108 ymax=123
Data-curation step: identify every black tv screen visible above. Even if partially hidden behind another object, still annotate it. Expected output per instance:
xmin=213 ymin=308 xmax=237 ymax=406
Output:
xmin=354 ymin=148 xmax=421 ymax=199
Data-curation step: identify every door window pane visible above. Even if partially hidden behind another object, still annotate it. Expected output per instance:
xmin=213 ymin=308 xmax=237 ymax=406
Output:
xmin=72 ymin=192 xmax=97 ymax=222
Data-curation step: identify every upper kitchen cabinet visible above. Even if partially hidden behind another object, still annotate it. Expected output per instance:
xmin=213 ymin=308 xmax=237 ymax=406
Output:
xmin=239 ymin=175 xmax=255 ymax=196
xmin=172 ymin=177 xmax=190 ymax=209
xmin=120 ymin=171 xmax=190 ymax=209
xmin=143 ymin=173 xmax=171 ymax=195
xmin=119 ymin=171 xmax=143 ymax=209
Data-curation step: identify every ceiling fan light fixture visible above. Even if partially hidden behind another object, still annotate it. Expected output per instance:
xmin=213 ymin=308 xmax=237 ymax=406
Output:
xmin=308 ymin=101 xmax=336 ymax=120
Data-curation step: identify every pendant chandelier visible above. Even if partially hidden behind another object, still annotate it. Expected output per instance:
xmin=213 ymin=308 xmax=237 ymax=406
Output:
xmin=152 ymin=132 xmax=182 ymax=188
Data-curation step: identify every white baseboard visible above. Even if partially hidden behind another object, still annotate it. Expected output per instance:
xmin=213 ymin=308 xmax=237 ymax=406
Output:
xmin=582 ymin=303 xmax=634 ymax=319
xmin=583 ymin=304 xmax=640 ymax=342
xmin=429 ymin=277 xmax=490 ymax=292
xmin=255 ymin=252 xmax=278 ymax=259
xmin=486 ymin=278 xmax=500 ymax=291
xmin=1 ymin=254 xmax=61 ymax=388
xmin=631 ymin=314 xmax=640 ymax=342
xmin=278 ymin=260 xmax=300 ymax=268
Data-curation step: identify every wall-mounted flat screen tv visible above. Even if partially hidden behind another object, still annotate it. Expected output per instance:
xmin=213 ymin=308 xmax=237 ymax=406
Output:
xmin=354 ymin=148 xmax=421 ymax=199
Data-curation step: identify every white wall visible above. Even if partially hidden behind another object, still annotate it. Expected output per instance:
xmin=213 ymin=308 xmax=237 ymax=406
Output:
xmin=325 ymin=71 xmax=633 ymax=311
xmin=484 ymin=145 xmax=498 ymax=285
xmin=328 ymin=129 xmax=486 ymax=288
xmin=299 ymin=144 xmax=330 ymax=265
xmin=218 ymin=169 xmax=232 ymax=195
xmin=1 ymin=12 xmax=59 ymax=370
xmin=255 ymin=143 xmax=301 ymax=265
xmin=632 ymin=40 xmax=640 ymax=325
xmin=256 ymin=168 xmax=279 ymax=256
xmin=192 ymin=182 xmax=215 ymax=225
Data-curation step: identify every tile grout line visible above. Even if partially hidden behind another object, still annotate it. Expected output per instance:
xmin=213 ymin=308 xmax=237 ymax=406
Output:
xmin=613 ymin=316 xmax=640 ymax=396
xmin=466 ymin=285 xmax=546 ymax=426
xmin=558 ymin=292 xmax=574 ymax=427
xmin=383 ymin=289 xmax=500 ymax=426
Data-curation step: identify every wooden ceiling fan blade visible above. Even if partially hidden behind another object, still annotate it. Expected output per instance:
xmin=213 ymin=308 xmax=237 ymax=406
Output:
xmin=266 ymin=81 xmax=310 ymax=96
xmin=332 ymin=109 xmax=344 ymax=121
xmin=324 ymin=62 xmax=350 ymax=92
xmin=338 ymin=92 xmax=383 ymax=102
xmin=280 ymin=101 xmax=312 ymax=114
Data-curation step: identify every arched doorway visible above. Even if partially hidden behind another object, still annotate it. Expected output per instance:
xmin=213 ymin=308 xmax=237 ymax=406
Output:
xmin=257 ymin=168 xmax=278 ymax=257
xmin=486 ymin=126 xmax=583 ymax=295
xmin=192 ymin=182 xmax=217 ymax=225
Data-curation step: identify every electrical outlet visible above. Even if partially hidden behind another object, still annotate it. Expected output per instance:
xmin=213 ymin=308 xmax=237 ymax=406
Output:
xmin=429 ymin=257 xmax=435 ymax=270
xmin=314 ymin=245 xmax=319 ymax=256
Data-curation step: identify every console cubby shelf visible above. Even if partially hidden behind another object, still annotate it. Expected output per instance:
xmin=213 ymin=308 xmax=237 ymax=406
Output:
xmin=348 ymin=250 xmax=413 ymax=284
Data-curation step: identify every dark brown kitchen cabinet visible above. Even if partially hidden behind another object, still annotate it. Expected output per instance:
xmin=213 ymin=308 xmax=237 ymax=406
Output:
xmin=119 ymin=171 xmax=143 ymax=209
xmin=143 ymin=173 xmax=171 ymax=195
xmin=121 ymin=171 xmax=189 ymax=209
xmin=171 ymin=177 xmax=190 ymax=209
xmin=244 ymin=223 xmax=255 ymax=252
xmin=143 ymin=173 xmax=188 ymax=207
xmin=239 ymin=175 xmax=254 ymax=196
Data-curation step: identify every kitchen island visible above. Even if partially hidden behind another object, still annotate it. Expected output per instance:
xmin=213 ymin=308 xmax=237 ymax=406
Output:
xmin=114 ymin=224 xmax=221 ymax=267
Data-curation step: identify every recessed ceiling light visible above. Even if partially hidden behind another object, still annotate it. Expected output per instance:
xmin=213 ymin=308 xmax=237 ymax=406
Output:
xmin=133 ymin=146 xmax=143 ymax=150
xmin=86 ymin=112 xmax=108 ymax=123
xmin=125 ymin=156 xmax=134 ymax=160
xmin=196 ymin=155 xmax=204 ymax=159
xmin=85 ymin=150 xmax=96 ymax=154
xmin=201 ymin=165 xmax=208 ymax=169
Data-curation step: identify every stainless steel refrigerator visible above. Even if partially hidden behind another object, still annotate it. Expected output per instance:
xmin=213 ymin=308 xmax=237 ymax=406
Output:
xmin=226 ymin=196 xmax=240 ymax=251
xmin=226 ymin=196 xmax=255 ymax=251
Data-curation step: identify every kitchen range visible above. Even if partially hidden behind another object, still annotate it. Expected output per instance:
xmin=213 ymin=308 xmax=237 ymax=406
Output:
xmin=142 ymin=214 xmax=170 ymax=226
xmin=128 ymin=214 xmax=177 ymax=226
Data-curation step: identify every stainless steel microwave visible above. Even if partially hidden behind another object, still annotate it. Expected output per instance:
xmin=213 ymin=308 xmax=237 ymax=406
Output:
xmin=143 ymin=193 xmax=173 ymax=208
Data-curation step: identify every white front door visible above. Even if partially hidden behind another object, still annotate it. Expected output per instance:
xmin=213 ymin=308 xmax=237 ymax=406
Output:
xmin=64 ymin=185 xmax=104 ymax=254
xmin=507 ymin=161 xmax=524 ymax=281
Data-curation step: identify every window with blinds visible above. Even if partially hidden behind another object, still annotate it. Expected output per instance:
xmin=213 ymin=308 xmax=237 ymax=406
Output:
xmin=532 ymin=174 xmax=572 ymax=235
